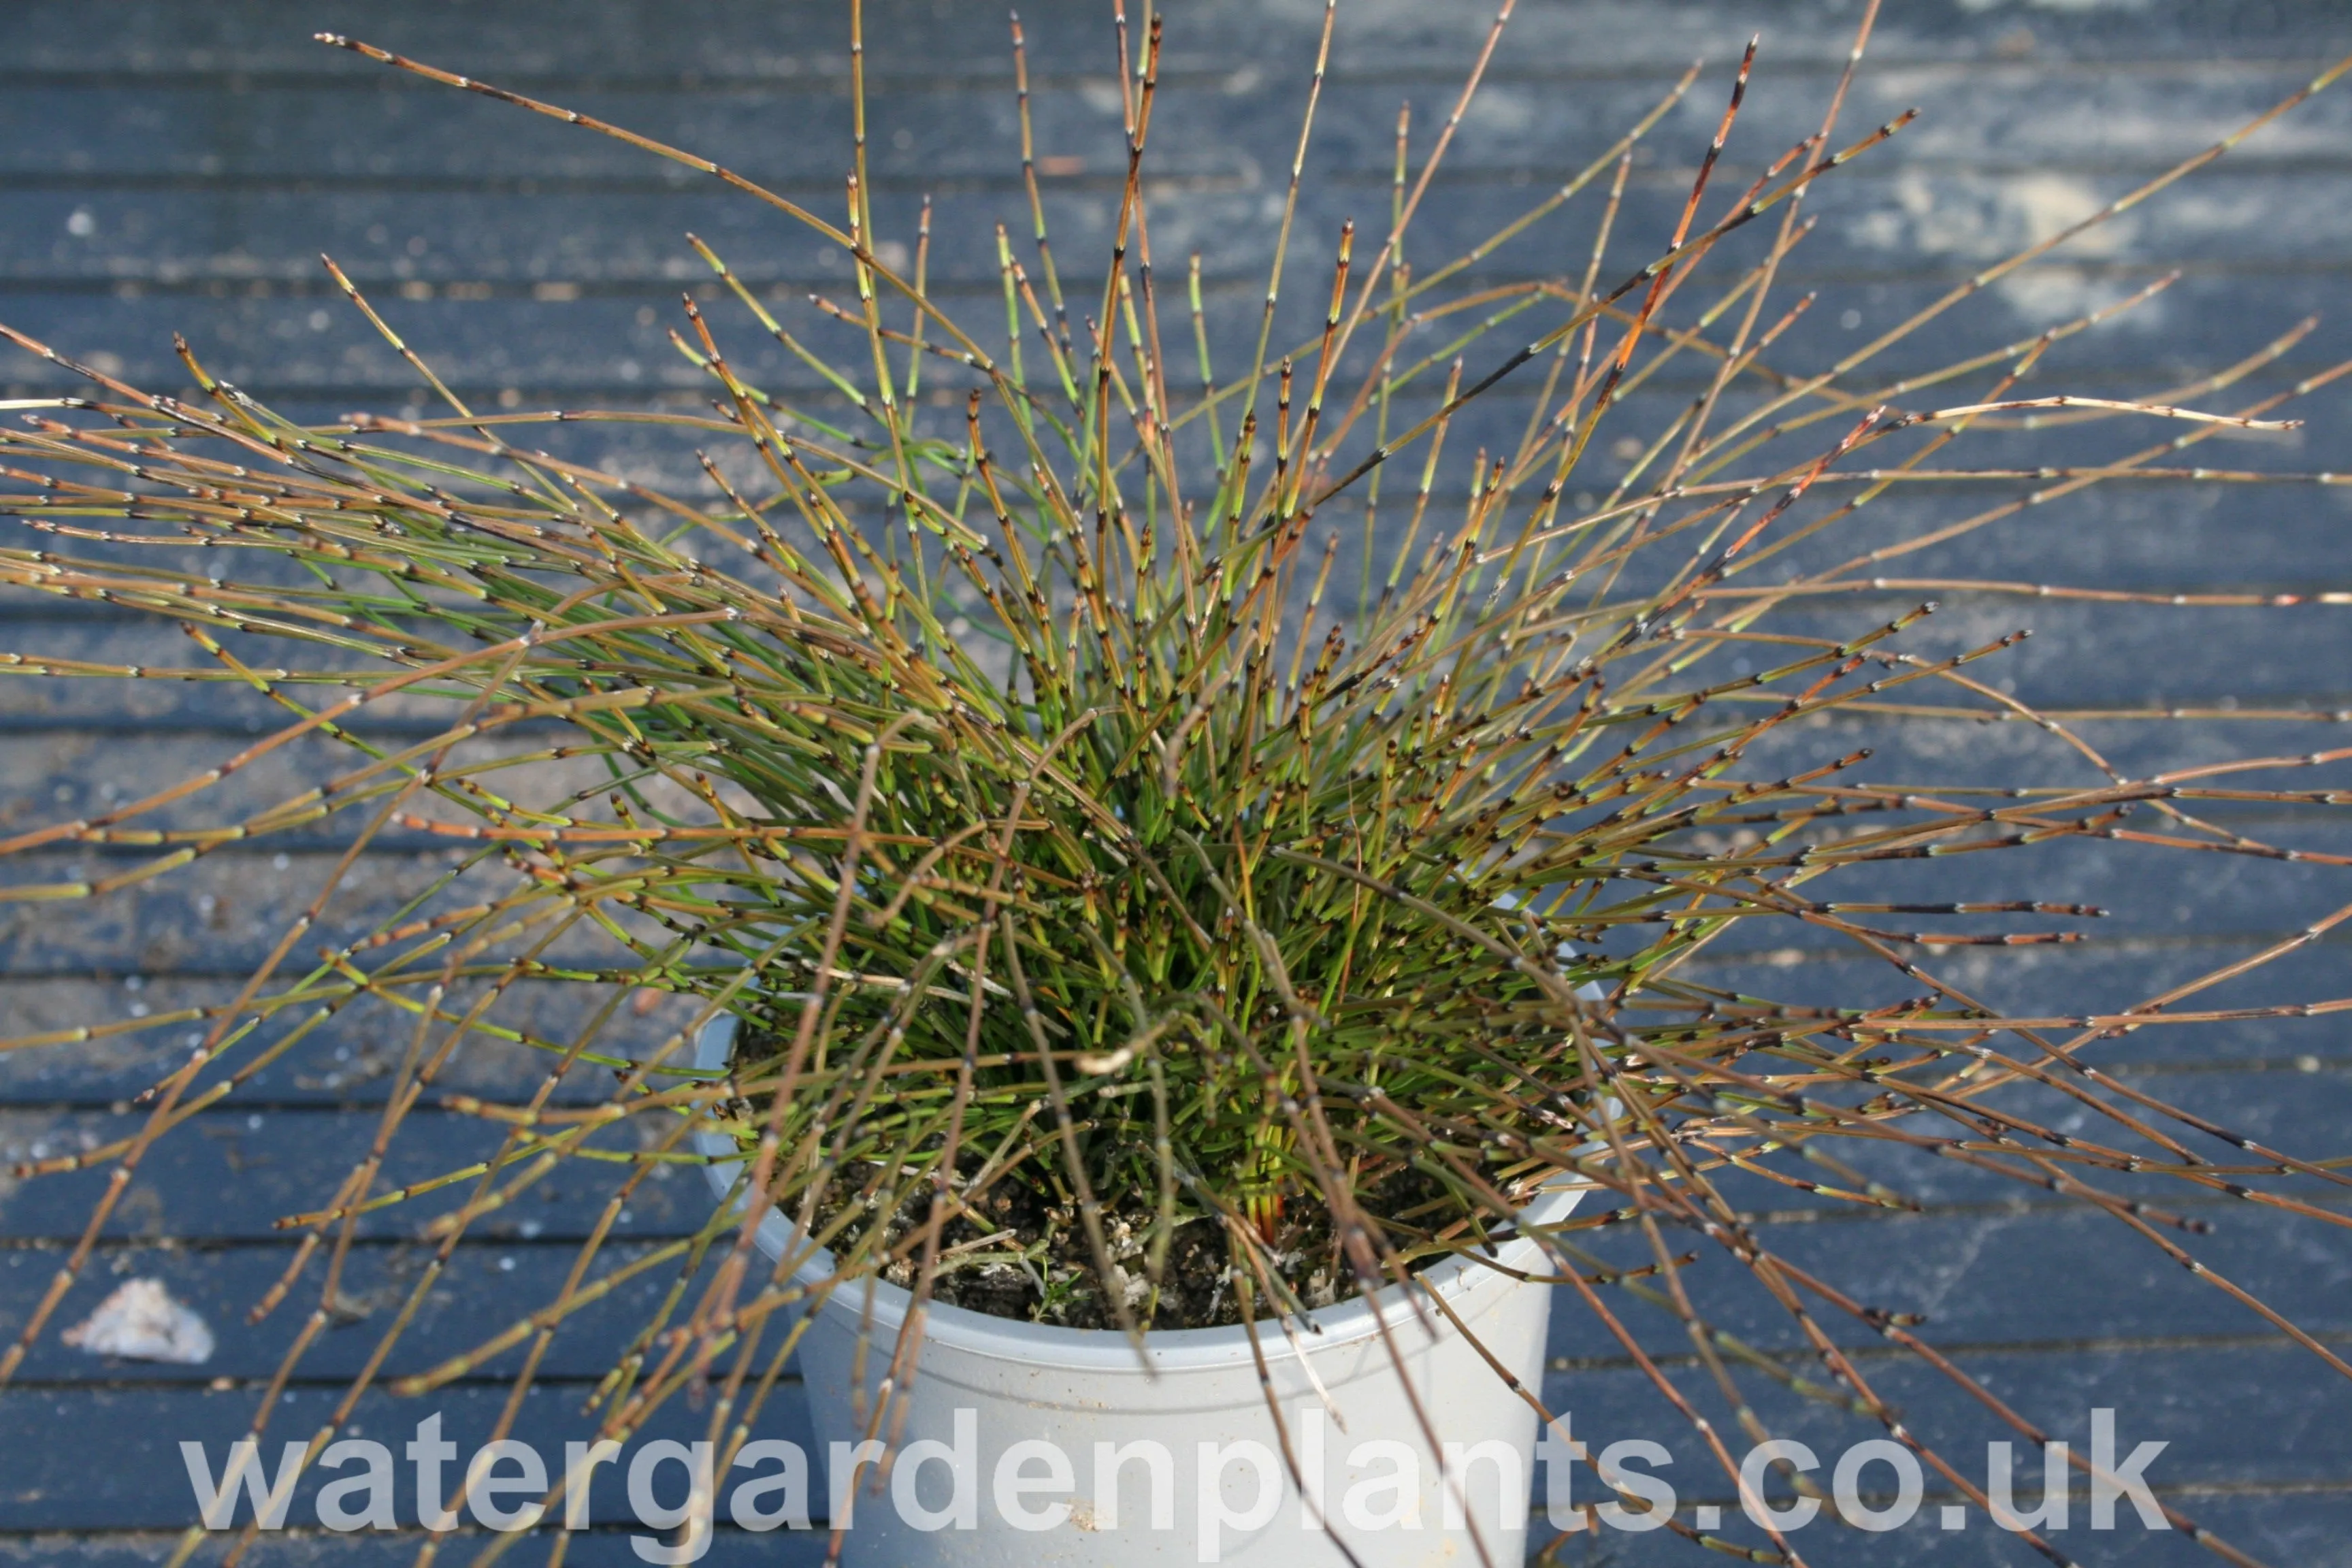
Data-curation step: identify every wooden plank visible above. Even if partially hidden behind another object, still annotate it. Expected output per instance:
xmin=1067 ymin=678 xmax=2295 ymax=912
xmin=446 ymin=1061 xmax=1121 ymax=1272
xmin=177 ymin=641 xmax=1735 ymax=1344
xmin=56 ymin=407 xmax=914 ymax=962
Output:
xmin=1531 ymin=1341 xmax=2352 ymax=1532
xmin=0 ymin=725 xmax=650 ymax=836
xmin=0 ymin=1238 xmax=713 ymax=1385
xmin=1683 ymin=944 xmax=2352 ymax=1068
xmin=0 ymin=975 xmax=682 ymax=1108
xmin=0 ymin=1379 xmax=817 ymax=1531
xmin=14 ymin=263 xmax=2352 ymax=385
xmin=0 ymin=848 xmax=657 ymax=978
xmin=0 ymin=1534 xmax=834 ymax=1568
xmin=2 ymin=65 xmax=2346 ymax=188
xmin=3 ymin=0 xmax=2344 ymax=81
xmin=0 ymin=1106 xmax=728 ymax=1242
xmin=1547 ymin=1197 xmax=2352 ymax=1360
xmin=10 ymin=166 xmax=2352 ymax=304
xmin=1752 ymin=1075 xmax=2352 ymax=1212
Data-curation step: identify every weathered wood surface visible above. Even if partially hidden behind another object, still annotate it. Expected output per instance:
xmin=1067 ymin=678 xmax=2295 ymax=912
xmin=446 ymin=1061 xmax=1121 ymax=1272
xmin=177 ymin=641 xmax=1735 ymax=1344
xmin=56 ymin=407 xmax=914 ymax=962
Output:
xmin=3 ymin=1 xmax=2350 ymax=1562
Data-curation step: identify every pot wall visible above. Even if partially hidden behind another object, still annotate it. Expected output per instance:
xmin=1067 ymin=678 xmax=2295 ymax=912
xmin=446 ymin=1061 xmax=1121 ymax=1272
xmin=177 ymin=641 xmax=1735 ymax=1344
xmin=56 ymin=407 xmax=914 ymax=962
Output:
xmin=693 ymin=1015 xmax=1583 ymax=1567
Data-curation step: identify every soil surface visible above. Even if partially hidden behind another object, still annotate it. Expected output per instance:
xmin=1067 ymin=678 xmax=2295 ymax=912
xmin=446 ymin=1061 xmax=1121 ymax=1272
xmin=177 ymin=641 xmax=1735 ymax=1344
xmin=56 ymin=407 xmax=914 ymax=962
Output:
xmin=809 ymin=1152 xmax=1499 ymax=1330
xmin=728 ymin=1032 xmax=1522 ymax=1330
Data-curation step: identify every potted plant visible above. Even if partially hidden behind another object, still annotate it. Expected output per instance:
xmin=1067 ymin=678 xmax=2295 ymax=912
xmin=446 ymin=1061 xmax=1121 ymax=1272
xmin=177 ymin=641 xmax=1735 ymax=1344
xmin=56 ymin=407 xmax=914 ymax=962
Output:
xmin=5 ymin=5 xmax=2350 ymax=1566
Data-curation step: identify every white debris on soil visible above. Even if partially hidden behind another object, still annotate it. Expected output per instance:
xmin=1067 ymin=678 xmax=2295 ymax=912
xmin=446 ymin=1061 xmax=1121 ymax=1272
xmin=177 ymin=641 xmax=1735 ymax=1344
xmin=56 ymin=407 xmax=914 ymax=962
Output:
xmin=61 ymin=1277 xmax=216 ymax=1365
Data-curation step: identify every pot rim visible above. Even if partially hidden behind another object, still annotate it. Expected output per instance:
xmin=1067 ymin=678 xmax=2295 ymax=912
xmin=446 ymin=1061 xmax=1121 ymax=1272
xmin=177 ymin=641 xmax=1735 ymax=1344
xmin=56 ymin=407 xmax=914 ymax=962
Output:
xmin=690 ymin=1013 xmax=1593 ymax=1371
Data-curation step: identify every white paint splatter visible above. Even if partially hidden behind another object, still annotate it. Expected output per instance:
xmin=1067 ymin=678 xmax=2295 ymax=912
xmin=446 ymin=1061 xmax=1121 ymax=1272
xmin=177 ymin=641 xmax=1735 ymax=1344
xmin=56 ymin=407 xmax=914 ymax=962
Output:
xmin=62 ymin=1278 xmax=216 ymax=1365
xmin=1855 ymin=169 xmax=2150 ymax=325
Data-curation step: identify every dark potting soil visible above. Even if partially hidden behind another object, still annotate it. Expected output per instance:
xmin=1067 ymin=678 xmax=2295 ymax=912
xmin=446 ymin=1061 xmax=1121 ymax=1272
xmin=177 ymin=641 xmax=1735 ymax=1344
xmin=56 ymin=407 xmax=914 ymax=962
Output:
xmin=811 ymin=1152 xmax=1496 ymax=1331
xmin=723 ymin=1032 xmax=1524 ymax=1331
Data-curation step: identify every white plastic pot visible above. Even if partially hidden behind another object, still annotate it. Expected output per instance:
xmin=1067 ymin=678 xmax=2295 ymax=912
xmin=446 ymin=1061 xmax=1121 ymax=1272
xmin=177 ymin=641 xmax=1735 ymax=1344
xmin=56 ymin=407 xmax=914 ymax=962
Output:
xmin=693 ymin=1014 xmax=1584 ymax=1566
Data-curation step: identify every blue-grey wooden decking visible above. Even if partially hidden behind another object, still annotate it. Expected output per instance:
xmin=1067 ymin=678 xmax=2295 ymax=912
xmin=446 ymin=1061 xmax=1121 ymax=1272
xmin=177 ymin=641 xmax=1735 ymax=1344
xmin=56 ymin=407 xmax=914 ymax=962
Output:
xmin=3 ymin=1 xmax=2351 ymax=1563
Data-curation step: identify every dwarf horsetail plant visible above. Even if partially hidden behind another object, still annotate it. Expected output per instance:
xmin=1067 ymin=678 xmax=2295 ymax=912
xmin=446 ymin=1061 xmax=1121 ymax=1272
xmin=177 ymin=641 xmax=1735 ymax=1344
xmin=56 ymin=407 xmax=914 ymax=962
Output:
xmin=5 ymin=3 xmax=2352 ymax=1563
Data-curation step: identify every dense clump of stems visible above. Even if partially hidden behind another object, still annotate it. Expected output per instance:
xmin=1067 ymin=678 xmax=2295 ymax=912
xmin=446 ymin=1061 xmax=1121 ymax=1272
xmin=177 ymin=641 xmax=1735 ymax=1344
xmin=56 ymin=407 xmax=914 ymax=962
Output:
xmin=3 ymin=6 xmax=2352 ymax=1565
